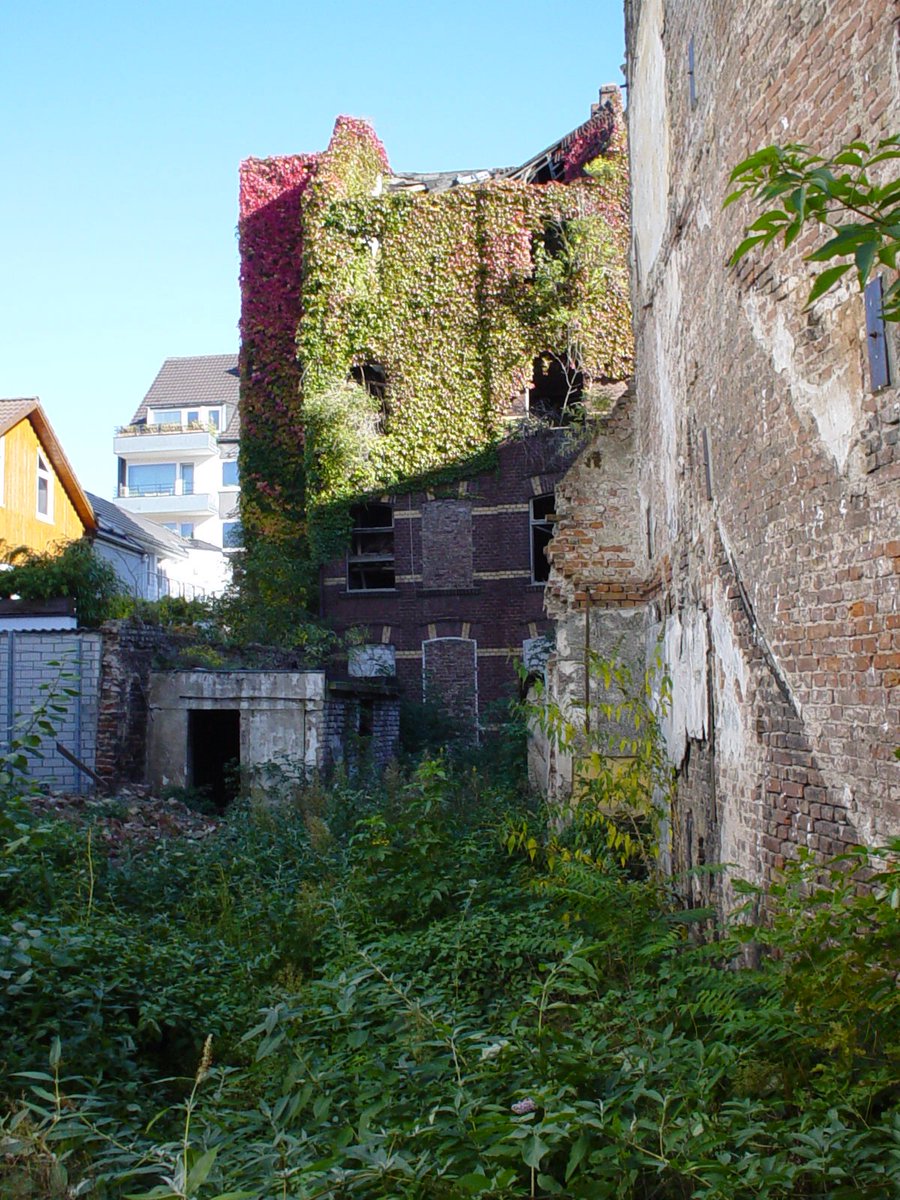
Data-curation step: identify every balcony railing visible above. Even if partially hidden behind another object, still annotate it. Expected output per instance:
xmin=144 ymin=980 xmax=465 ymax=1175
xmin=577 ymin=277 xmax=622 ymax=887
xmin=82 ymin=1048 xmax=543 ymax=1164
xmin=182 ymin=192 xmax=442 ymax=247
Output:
xmin=116 ymin=420 xmax=218 ymax=436
xmin=117 ymin=482 xmax=194 ymax=498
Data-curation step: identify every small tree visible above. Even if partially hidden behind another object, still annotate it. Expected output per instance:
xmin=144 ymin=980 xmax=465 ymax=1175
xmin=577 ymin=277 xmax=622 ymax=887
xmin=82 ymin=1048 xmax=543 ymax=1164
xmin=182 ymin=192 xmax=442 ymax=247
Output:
xmin=726 ymin=135 xmax=900 ymax=318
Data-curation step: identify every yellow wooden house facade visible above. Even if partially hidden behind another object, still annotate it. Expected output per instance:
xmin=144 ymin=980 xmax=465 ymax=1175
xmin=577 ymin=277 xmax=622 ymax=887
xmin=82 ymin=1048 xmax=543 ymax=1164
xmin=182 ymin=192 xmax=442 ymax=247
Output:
xmin=0 ymin=399 xmax=95 ymax=554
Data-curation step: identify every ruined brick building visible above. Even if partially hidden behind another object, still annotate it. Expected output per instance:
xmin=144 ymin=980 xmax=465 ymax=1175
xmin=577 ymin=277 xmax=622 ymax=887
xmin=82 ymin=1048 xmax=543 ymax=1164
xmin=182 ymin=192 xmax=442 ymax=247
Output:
xmin=238 ymin=92 xmax=632 ymax=728
xmin=542 ymin=0 xmax=899 ymax=900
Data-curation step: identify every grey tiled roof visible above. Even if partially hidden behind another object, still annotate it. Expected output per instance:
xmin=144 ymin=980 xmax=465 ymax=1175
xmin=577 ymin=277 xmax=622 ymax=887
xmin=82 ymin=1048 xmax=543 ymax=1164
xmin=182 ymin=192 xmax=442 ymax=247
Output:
xmin=130 ymin=354 xmax=239 ymax=425
xmin=87 ymin=492 xmax=187 ymax=558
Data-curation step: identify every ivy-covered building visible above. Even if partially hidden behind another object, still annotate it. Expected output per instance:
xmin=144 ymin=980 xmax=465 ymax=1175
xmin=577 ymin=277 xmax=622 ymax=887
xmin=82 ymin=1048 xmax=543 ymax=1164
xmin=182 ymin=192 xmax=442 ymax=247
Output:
xmin=238 ymin=88 xmax=632 ymax=727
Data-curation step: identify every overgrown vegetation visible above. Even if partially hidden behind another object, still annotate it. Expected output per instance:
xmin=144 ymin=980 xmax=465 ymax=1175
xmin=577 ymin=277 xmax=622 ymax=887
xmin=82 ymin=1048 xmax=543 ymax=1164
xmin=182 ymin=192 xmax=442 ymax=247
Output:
xmin=0 ymin=539 xmax=124 ymax=628
xmin=1 ymin=695 xmax=897 ymax=1198
xmin=238 ymin=108 xmax=632 ymax=611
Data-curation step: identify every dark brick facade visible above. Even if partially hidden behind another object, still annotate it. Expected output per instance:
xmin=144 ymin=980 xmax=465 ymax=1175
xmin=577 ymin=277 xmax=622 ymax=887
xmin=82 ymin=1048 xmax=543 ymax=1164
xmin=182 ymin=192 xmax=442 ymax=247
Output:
xmin=321 ymin=432 xmax=577 ymax=726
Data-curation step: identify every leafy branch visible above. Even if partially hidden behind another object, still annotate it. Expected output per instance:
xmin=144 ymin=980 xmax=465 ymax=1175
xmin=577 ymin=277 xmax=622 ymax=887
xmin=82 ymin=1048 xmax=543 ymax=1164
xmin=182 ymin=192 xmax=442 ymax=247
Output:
xmin=726 ymin=136 xmax=900 ymax=318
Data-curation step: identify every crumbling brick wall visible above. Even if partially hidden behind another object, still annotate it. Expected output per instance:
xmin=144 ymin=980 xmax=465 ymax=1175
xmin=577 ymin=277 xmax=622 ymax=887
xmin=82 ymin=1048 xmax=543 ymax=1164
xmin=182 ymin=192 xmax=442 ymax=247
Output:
xmin=95 ymin=620 xmax=186 ymax=788
xmin=617 ymin=0 xmax=899 ymax=899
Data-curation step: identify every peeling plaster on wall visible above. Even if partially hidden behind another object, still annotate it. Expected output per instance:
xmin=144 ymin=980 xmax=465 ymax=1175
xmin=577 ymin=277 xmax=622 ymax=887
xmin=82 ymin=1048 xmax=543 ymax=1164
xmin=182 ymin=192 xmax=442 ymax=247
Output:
xmin=661 ymin=608 xmax=709 ymax=767
xmin=654 ymin=261 xmax=682 ymax=539
xmin=743 ymin=294 xmax=859 ymax=472
xmin=630 ymin=0 xmax=670 ymax=283
xmin=710 ymin=579 xmax=749 ymax=767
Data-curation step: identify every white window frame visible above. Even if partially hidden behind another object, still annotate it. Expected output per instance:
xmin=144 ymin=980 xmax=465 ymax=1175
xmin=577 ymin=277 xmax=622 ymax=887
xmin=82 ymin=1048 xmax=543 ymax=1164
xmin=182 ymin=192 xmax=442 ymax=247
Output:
xmin=36 ymin=450 xmax=53 ymax=522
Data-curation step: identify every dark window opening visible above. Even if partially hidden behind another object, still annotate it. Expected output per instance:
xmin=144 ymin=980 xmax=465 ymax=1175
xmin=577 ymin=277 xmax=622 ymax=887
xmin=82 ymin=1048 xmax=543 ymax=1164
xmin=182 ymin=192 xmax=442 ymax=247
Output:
xmin=528 ymin=355 xmax=584 ymax=425
xmin=350 ymin=361 xmax=387 ymax=403
xmin=529 ymin=220 xmax=569 ymax=284
xmin=531 ymin=492 xmax=556 ymax=583
xmin=542 ymin=219 xmax=567 ymax=259
xmin=357 ymin=698 xmax=374 ymax=739
xmin=188 ymin=709 xmax=240 ymax=812
xmin=529 ymin=157 xmax=564 ymax=185
xmin=348 ymin=502 xmax=395 ymax=591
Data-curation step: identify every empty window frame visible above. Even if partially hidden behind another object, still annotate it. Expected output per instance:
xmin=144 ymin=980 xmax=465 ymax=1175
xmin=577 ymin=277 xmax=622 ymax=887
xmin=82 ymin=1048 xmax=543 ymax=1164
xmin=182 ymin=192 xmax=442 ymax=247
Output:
xmin=530 ymin=493 xmax=555 ymax=583
xmin=349 ymin=361 xmax=387 ymax=403
xmin=36 ymin=451 xmax=53 ymax=520
xmin=528 ymin=354 xmax=584 ymax=425
xmin=347 ymin=502 xmax=395 ymax=591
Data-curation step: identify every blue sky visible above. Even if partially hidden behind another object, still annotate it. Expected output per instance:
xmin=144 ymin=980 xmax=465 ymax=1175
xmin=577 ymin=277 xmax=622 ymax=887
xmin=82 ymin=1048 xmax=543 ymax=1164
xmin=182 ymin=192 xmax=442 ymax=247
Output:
xmin=1 ymin=1 xmax=626 ymax=497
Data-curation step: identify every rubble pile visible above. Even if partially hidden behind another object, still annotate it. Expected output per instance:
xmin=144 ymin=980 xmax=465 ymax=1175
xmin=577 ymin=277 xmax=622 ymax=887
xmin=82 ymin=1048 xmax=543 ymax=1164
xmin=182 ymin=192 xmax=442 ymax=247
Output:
xmin=28 ymin=786 xmax=220 ymax=855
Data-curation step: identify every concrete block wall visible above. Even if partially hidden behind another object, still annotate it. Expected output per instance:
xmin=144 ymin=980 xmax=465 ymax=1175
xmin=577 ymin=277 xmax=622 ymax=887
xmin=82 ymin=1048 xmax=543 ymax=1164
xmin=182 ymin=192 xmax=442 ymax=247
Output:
xmin=0 ymin=631 xmax=102 ymax=793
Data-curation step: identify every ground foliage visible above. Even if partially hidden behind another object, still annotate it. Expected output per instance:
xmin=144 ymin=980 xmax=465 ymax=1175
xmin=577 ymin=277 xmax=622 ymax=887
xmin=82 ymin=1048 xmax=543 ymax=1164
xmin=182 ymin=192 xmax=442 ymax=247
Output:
xmin=1 ymin=734 xmax=898 ymax=1198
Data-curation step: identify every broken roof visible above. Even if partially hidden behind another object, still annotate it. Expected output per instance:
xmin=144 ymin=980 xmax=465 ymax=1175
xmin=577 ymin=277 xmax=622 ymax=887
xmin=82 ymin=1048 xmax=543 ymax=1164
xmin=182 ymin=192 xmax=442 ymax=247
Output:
xmin=0 ymin=398 xmax=96 ymax=532
xmin=130 ymin=354 xmax=240 ymax=425
xmin=385 ymin=85 xmax=623 ymax=193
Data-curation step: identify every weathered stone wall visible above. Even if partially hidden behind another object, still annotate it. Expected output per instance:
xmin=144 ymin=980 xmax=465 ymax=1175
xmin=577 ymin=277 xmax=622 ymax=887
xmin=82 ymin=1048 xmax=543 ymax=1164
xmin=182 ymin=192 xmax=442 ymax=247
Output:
xmin=620 ymin=0 xmax=900 ymax=899
xmin=146 ymin=670 xmax=326 ymax=792
xmin=545 ymin=387 xmax=649 ymax=618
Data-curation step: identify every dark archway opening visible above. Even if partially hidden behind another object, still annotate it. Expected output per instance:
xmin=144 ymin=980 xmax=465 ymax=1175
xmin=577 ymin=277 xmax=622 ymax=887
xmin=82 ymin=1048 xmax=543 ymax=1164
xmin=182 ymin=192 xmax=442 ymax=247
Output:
xmin=188 ymin=709 xmax=240 ymax=811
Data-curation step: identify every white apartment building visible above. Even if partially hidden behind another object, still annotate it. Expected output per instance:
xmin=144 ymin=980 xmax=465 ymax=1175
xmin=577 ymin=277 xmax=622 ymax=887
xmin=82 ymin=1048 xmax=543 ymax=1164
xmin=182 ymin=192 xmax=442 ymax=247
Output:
xmin=114 ymin=355 xmax=242 ymax=552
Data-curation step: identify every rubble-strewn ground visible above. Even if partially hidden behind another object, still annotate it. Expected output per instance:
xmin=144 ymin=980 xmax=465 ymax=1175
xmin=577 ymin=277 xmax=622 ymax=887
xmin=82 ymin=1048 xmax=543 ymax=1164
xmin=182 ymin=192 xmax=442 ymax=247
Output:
xmin=28 ymin=786 xmax=220 ymax=855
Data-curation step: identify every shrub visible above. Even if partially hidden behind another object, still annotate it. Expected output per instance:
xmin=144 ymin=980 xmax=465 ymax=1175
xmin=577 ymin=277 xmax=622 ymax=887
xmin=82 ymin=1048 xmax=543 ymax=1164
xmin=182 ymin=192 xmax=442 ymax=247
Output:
xmin=0 ymin=538 xmax=123 ymax=627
